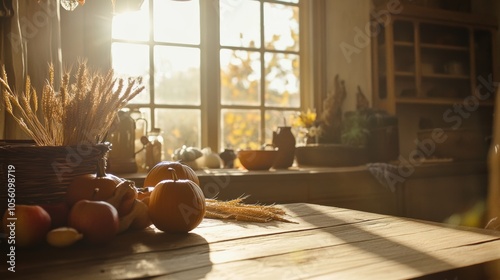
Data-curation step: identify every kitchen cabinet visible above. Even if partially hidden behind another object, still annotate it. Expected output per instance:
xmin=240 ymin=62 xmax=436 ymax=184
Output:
xmin=372 ymin=5 xmax=498 ymax=114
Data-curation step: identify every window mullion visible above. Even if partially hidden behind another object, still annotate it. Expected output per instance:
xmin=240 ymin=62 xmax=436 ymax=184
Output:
xmin=200 ymin=0 xmax=221 ymax=151
xmin=148 ymin=0 xmax=156 ymax=128
xmin=260 ymin=0 xmax=267 ymax=145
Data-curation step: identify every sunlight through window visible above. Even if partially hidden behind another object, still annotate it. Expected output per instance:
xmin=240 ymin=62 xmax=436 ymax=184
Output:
xmin=111 ymin=0 xmax=301 ymax=159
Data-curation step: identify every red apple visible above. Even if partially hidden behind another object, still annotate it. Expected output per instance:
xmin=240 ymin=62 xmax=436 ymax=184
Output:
xmin=39 ymin=202 xmax=70 ymax=229
xmin=68 ymin=200 xmax=119 ymax=245
xmin=2 ymin=205 xmax=51 ymax=248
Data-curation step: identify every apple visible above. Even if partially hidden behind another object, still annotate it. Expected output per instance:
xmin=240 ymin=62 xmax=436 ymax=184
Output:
xmin=68 ymin=200 xmax=119 ymax=245
xmin=39 ymin=202 xmax=70 ymax=229
xmin=2 ymin=205 xmax=51 ymax=248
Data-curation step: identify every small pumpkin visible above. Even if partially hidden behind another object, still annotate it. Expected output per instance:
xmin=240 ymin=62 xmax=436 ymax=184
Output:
xmin=172 ymin=145 xmax=203 ymax=162
xmin=143 ymin=161 xmax=199 ymax=187
xmin=148 ymin=168 xmax=206 ymax=233
xmin=66 ymin=158 xmax=123 ymax=206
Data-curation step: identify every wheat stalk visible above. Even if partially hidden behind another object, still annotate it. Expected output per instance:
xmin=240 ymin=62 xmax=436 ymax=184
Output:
xmin=205 ymin=196 xmax=296 ymax=223
xmin=0 ymin=61 xmax=144 ymax=146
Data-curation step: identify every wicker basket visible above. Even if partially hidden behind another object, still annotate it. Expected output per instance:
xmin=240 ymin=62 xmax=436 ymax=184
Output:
xmin=0 ymin=143 xmax=110 ymax=213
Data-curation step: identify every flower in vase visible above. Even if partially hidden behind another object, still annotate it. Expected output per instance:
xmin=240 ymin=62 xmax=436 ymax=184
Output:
xmin=293 ymin=109 xmax=318 ymax=145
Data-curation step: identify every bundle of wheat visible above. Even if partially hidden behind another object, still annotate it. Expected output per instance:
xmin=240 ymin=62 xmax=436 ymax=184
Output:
xmin=205 ymin=196 xmax=296 ymax=223
xmin=0 ymin=60 xmax=144 ymax=146
xmin=486 ymin=217 xmax=499 ymax=231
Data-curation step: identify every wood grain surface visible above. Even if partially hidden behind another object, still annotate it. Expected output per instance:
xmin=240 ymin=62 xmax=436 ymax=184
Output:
xmin=2 ymin=203 xmax=500 ymax=279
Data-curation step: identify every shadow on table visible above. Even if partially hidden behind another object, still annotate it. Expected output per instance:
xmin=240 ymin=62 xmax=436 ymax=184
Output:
xmin=287 ymin=203 xmax=491 ymax=279
xmin=7 ymin=229 xmax=213 ymax=280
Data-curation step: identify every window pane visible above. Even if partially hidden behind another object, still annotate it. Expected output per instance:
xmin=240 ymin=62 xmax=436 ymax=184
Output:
xmin=154 ymin=46 xmax=200 ymax=105
xmin=265 ymin=52 xmax=300 ymax=107
xmin=265 ymin=110 xmax=297 ymax=143
xmin=155 ymin=109 xmax=201 ymax=160
xmin=221 ymin=109 xmax=261 ymax=150
xmin=264 ymin=3 xmax=299 ymax=51
xmin=220 ymin=0 xmax=260 ymax=48
xmin=220 ymin=49 xmax=261 ymax=106
xmin=154 ymin=0 xmax=200 ymax=44
xmin=112 ymin=1 xmax=149 ymax=41
xmin=112 ymin=43 xmax=150 ymax=104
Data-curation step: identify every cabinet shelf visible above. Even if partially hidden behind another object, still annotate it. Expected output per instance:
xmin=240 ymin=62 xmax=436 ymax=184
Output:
xmin=394 ymin=41 xmax=414 ymax=47
xmin=395 ymin=71 xmax=415 ymax=77
xmin=396 ymin=97 xmax=493 ymax=106
xmin=422 ymin=73 xmax=469 ymax=79
xmin=420 ymin=43 xmax=469 ymax=52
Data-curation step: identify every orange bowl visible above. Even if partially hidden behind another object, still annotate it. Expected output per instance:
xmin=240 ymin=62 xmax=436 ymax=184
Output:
xmin=237 ymin=150 xmax=278 ymax=170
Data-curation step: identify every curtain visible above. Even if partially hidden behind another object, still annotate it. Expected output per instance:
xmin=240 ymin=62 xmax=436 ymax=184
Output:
xmin=1 ymin=0 xmax=62 ymax=140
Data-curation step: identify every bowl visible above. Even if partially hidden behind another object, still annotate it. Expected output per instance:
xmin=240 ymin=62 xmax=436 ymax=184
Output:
xmin=237 ymin=149 xmax=278 ymax=170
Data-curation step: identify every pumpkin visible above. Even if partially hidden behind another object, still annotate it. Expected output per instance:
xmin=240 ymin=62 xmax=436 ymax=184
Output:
xmin=172 ymin=145 xmax=203 ymax=162
xmin=143 ymin=161 xmax=200 ymax=187
xmin=66 ymin=159 xmax=123 ymax=206
xmin=148 ymin=168 xmax=206 ymax=233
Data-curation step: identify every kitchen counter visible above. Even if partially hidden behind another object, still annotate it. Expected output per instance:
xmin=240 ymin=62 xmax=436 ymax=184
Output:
xmin=119 ymin=161 xmax=488 ymax=223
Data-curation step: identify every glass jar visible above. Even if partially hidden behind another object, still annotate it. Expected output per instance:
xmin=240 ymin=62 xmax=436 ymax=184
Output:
xmin=145 ymin=128 xmax=164 ymax=170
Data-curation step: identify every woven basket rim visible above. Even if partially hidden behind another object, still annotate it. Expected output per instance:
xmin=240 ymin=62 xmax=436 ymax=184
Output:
xmin=0 ymin=143 xmax=110 ymax=154
xmin=0 ymin=142 xmax=110 ymax=148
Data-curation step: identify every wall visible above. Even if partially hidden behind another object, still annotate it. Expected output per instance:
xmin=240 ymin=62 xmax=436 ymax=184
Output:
xmin=60 ymin=0 xmax=113 ymax=72
xmin=324 ymin=0 xmax=373 ymax=112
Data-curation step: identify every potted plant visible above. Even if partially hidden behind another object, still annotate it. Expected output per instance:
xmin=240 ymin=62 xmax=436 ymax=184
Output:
xmin=295 ymin=76 xmax=369 ymax=167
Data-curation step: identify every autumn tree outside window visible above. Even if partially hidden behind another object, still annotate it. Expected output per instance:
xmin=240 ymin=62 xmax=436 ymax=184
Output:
xmin=111 ymin=0 xmax=302 ymax=160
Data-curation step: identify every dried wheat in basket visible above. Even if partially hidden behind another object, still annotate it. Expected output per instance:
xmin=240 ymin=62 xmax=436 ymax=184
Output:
xmin=0 ymin=144 xmax=109 ymax=209
xmin=0 ymin=61 xmax=143 ymax=214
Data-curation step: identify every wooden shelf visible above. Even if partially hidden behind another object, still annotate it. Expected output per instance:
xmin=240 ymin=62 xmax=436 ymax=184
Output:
xmin=396 ymin=97 xmax=494 ymax=106
xmin=395 ymin=71 xmax=415 ymax=77
xmin=420 ymin=43 xmax=469 ymax=51
xmin=394 ymin=41 xmax=414 ymax=47
xmin=421 ymin=73 xmax=470 ymax=79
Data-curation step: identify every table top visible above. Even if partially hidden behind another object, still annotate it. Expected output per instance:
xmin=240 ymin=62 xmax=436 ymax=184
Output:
xmin=2 ymin=203 xmax=500 ymax=279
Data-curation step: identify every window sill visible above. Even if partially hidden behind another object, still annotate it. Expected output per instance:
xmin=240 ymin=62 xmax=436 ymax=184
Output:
xmin=119 ymin=160 xmax=487 ymax=220
xmin=121 ymin=160 xmax=486 ymax=188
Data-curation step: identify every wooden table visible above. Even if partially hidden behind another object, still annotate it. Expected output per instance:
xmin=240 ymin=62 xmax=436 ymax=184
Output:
xmin=2 ymin=203 xmax=500 ymax=279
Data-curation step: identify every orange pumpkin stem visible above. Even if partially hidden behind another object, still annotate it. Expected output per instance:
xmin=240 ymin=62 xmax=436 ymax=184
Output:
xmin=168 ymin=168 xmax=178 ymax=182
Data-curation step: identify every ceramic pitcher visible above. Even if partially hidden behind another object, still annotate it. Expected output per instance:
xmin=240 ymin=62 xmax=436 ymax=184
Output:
xmin=272 ymin=126 xmax=296 ymax=169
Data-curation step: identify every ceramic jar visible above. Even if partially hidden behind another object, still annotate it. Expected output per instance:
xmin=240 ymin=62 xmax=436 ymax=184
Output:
xmin=219 ymin=148 xmax=237 ymax=168
xmin=272 ymin=126 xmax=296 ymax=169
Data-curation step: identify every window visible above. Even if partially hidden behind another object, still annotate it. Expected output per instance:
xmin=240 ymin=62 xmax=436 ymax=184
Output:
xmin=111 ymin=0 xmax=302 ymax=161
